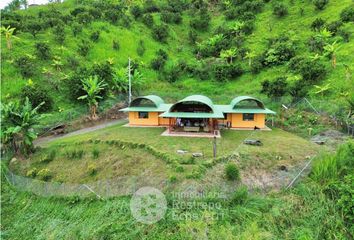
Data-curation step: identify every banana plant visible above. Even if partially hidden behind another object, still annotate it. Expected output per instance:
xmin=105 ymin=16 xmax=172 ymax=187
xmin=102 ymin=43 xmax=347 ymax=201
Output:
xmin=220 ymin=48 xmax=237 ymax=63
xmin=314 ymin=83 xmax=331 ymax=96
xmin=78 ymin=76 xmax=107 ymax=120
xmin=1 ymin=26 xmax=19 ymax=50
xmin=323 ymin=41 xmax=340 ymax=68
xmin=244 ymin=51 xmax=256 ymax=67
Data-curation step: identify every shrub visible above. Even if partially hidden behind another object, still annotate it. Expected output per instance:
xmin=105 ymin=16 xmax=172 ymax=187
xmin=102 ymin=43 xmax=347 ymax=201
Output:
xmin=161 ymin=11 xmax=182 ymax=24
xmin=40 ymin=150 xmax=56 ymax=163
xmin=250 ymin=56 xmax=264 ymax=74
xmin=308 ymin=34 xmax=326 ymax=53
xmin=35 ymin=42 xmax=51 ymax=60
xmin=152 ymin=24 xmax=169 ymax=42
xmin=26 ymin=168 xmax=38 ymax=178
xmin=20 ymin=83 xmax=53 ymax=112
xmin=66 ymin=56 xmax=80 ymax=69
xmin=326 ymin=20 xmax=343 ymax=35
xmin=169 ymin=175 xmax=177 ymax=183
xmin=311 ymin=18 xmax=326 ymax=31
xmin=213 ymin=63 xmax=243 ymax=82
xmin=340 ymin=6 xmax=354 ymax=22
xmin=90 ymin=31 xmax=100 ymax=42
xmin=37 ymin=168 xmax=52 ymax=181
xmin=190 ymin=12 xmax=210 ymax=31
xmin=162 ymin=65 xmax=181 ymax=83
xmin=66 ymin=149 xmax=85 ymax=159
xmin=52 ymin=24 xmax=65 ymax=44
xmin=263 ymin=36 xmax=296 ymax=66
xmin=231 ymin=185 xmax=248 ymax=205
xmin=142 ymin=14 xmax=154 ymax=28
xmin=261 ymin=77 xmax=288 ymax=98
xmin=72 ymin=22 xmax=83 ymax=36
xmin=175 ymin=165 xmax=184 ymax=172
xmin=131 ymin=5 xmax=142 ymax=19
xmin=143 ymin=0 xmax=160 ymax=13
xmin=15 ymin=56 xmax=35 ymax=78
xmin=137 ymin=40 xmax=145 ymax=56
xmin=313 ymin=0 xmax=329 ymax=10
xmin=88 ymin=164 xmax=97 ymax=175
xmin=296 ymin=59 xmax=326 ymax=83
xmin=112 ymin=40 xmax=120 ymax=50
xmin=25 ymin=20 xmax=42 ymax=37
xmin=104 ymin=9 xmax=120 ymax=24
xmin=151 ymin=49 xmax=168 ymax=70
xmin=338 ymin=29 xmax=351 ymax=42
xmin=273 ymin=2 xmax=288 ymax=17
xmin=76 ymin=12 xmax=93 ymax=25
xmin=91 ymin=61 xmax=114 ymax=85
xmin=188 ymin=29 xmax=197 ymax=44
xmin=92 ymin=149 xmax=100 ymax=159
xmin=225 ymin=163 xmax=240 ymax=181
xmin=78 ymin=40 xmax=90 ymax=57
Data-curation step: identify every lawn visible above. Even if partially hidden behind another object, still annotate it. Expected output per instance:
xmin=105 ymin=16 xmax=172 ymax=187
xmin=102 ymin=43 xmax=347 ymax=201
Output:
xmin=10 ymin=123 xmax=321 ymax=191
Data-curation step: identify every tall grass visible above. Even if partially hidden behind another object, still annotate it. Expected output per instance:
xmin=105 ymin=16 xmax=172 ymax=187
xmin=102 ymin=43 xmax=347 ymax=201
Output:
xmin=311 ymin=140 xmax=353 ymax=183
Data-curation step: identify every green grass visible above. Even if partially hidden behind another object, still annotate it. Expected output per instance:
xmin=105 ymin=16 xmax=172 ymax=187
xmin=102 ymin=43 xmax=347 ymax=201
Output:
xmin=10 ymin=123 xmax=320 ymax=186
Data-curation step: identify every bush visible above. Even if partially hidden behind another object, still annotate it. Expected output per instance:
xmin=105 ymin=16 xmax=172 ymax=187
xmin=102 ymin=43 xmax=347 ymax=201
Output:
xmin=20 ymin=83 xmax=53 ymax=112
xmin=26 ymin=168 xmax=38 ymax=178
xmin=298 ymin=60 xmax=326 ymax=83
xmin=35 ymin=42 xmax=51 ymax=60
xmin=89 ymin=31 xmax=100 ymax=42
xmin=77 ymin=40 xmax=90 ymax=57
xmin=76 ymin=12 xmax=93 ymax=25
xmin=261 ymin=77 xmax=288 ymax=98
xmin=66 ymin=149 xmax=85 ymax=159
xmin=190 ymin=12 xmax=210 ymax=31
xmin=88 ymin=164 xmax=97 ymax=175
xmin=15 ymin=56 xmax=35 ymax=78
xmin=263 ymin=36 xmax=296 ymax=66
xmin=25 ymin=20 xmax=42 ymax=37
xmin=231 ymin=186 xmax=248 ymax=205
xmin=273 ymin=2 xmax=288 ymax=17
xmin=313 ymin=0 xmax=329 ymax=10
xmin=40 ymin=150 xmax=57 ymax=163
xmin=112 ymin=40 xmax=120 ymax=50
xmin=151 ymin=49 xmax=168 ymax=70
xmin=37 ymin=168 xmax=52 ymax=181
xmin=66 ymin=56 xmax=80 ymax=69
xmin=152 ymin=24 xmax=169 ymax=42
xmin=326 ymin=20 xmax=343 ymax=35
xmin=311 ymin=18 xmax=326 ymax=31
xmin=340 ymin=6 xmax=354 ymax=22
xmin=72 ymin=22 xmax=83 ymax=36
xmin=175 ymin=165 xmax=184 ymax=172
xmin=52 ymin=24 xmax=65 ymax=44
xmin=213 ymin=62 xmax=243 ymax=82
xmin=104 ymin=9 xmax=120 ymax=24
xmin=137 ymin=40 xmax=145 ymax=56
xmin=169 ymin=175 xmax=177 ymax=183
xmin=92 ymin=149 xmax=100 ymax=159
xmin=250 ymin=56 xmax=264 ymax=74
xmin=143 ymin=0 xmax=160 ymax=13
xmin=188 ymin=29 xmax=197 ymax=44
xmin=142 ymin=14 xmax=154 ymax=28
xmin=161 ymin=11 xmax=182 ymax=24
xmin=131 ymin=5 xmax=142 ymax=19
xmin=225 ymin=163 xmax=240 ymax=181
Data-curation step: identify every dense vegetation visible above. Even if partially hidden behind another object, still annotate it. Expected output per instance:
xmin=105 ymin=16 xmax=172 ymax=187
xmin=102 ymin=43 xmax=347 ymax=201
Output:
xmin=1 ymin=0 xmax=353 ymax=128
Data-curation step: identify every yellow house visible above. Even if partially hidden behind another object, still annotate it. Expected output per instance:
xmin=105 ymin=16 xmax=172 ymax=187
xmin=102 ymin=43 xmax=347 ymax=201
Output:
xmin=120 ymin=95 xmax=275 ymax=131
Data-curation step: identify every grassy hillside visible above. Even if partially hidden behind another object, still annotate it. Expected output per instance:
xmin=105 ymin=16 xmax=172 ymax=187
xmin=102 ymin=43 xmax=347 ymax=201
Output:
xmin=1 ymin=0 xmax=353 ymax=126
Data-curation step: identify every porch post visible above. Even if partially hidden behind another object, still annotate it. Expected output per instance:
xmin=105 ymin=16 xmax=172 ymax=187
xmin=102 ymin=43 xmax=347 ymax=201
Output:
xmin=169 ymin=118 xmax=171 ymax=133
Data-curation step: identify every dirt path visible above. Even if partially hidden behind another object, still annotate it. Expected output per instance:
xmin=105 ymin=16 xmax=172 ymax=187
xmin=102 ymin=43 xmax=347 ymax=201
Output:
xmin=34 ymin=119 xmax=127 ymax=147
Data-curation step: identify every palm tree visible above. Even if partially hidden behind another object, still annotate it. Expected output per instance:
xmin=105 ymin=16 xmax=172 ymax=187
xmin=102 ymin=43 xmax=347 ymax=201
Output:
xmin=323 ymin=41 xmax=340 ymax=68
xmin=1 ymin=97 xmax=43 ymax=155
xmin=1 ymin=26 xmax=19 ymax=50
xmin=78 ymin=76 xmax=107 ymax=120
xmin=220 ymin=48 xmax=237 ymax=64
xmin=244 ymin=51 xmax=256 ymax=67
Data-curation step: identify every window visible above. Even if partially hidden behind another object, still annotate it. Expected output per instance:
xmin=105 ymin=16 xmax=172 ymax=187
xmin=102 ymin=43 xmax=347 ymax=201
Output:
xmin=243 ymin=113 xmax=254 ymax=121
xmin=138 ymin=112 xmax=149 ymax=119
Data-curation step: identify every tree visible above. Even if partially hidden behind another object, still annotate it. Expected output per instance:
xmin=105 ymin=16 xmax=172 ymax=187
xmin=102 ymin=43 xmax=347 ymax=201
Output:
xmin=1 ymin=97 xmax=43 ymax=155
xmin=323 ymin=41 xmax=340 ymax=68
xmin=273 ymin=2 xmax=288 ymax=17
xmin=1 ymin=26 xmax=18 ymax=50
xmin=78 ymin=76 xmax=107 ymax=120
xmin=313 ymin=0 xmax=329 ymax=10
xmin=35 ymin=42 xmax=51 ymax=60
xmin=261 ymin=77 xmax=288 ymax=98
xmin=25 ymin=20 xmax=42 ymax=38
xmin=20 ymin=80 xmax=53 ymax=113
xmin=220 ymin=48 xmax=237 ymax=64
xmin=244 ymin=51 xmax=256 ymax=67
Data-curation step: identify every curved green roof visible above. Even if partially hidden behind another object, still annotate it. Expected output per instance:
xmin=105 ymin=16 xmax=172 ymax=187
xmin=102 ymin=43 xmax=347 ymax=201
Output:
xmin=170 ymin=95 xmax=215 ymax=112
xmin=230 ymin=96 xmax=265 ymax=109
xmin=130 ymin=95 xmax=165 ymax=108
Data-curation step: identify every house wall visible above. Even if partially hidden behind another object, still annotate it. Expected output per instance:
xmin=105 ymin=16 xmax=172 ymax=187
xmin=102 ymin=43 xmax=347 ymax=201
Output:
xmin=128 ymin=112 xmax=159 ymax=126
xmin=231 ymin=113 xmax=265 ymax=128
xmin=158 ymin=117 xmax=171 ymax=126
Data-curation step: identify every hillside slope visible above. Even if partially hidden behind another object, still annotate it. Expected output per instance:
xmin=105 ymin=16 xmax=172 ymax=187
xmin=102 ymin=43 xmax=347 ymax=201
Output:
xmin=1 ymin=0 xmax=353 ymax=123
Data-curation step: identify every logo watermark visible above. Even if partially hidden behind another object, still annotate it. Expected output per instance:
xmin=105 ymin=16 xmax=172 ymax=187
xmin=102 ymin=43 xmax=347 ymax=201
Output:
xmin=130 ymin=187 xmax=167 ymax=224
